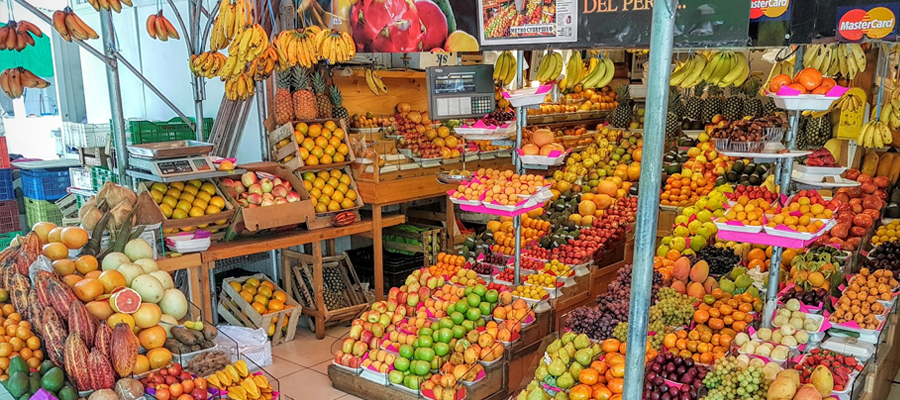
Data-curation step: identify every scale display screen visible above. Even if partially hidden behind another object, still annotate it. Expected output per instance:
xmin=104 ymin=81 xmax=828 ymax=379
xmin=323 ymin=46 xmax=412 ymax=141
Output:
xmin=427 ymin=65 xmax=496 ymax=120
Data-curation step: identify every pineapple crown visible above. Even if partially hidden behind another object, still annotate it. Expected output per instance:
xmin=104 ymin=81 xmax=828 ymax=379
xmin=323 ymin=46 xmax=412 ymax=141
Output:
xmin=311 ymin=71 xmax=327 ymax=94
xmin=667 ymin=87 xmax=682 ymax=109
xmin=708 ymin=85 xmax=723 ymax=97
xmin=329 ymin=86 xmax=343 ymax=106
xmin=728 ymin=84 xmax=744 ymax=98
xmin=293 ymin=66 xmax=310 ymax=89
xmin=743 ymin=77 xmax=763 ymax=97
xmin=277 ymin=70 xmax=293 ymax=89
xmin=692 ymin=81 xmax=706 ymax=97
xmin=615 ymin=85 xmax=630 ymax=103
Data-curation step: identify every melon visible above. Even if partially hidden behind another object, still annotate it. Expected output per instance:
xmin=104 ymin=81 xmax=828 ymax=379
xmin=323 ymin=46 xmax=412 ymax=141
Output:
xmin=117 ymin=263 xmax=145 ymax=286
xmin=159 ymin=289 xmax=188 ymax=320
xmin=532 ymin=129 xmax=554 ymax=147
xmin=132 ymin=303 xmax=162 ymax=329
xmin=131 ymin=274 xmax=164 ymax=304
xmin=124 ymin=239 xmax=154 ymax=262
xmin=149 ymin=271 xmax=175 ymax=290
xmin=110 ymin=288 xmax=142 ymax=314
xmin=159 ymin=314 xmax=178 ymax=337
xmin=102 ymin=252 xmax=131 ymax=271
xmin=134 ymin=259 xmax=159 ymax=273
xmin=522 ymin=144 xmax=539 ymax=155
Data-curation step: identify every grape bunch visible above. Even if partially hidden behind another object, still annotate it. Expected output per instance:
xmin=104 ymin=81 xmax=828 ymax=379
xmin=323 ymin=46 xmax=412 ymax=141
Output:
xmin=696 ymin=246 xmax=741 ymax=276
xmin=651 ymin=288 xmax=697 ymax=328
xmin=483 ymin=253 xmax=507 ymax=265
xmin=483 ymin=110 xmax=515 ymax=125
xmin=612 ymin=322 xmax=629 ymax=343
xmin=565 ymin=306 xmax=616 ymax=340
xmin=471 ymin=262 xmax=494 ymax=275
xmin=701 ymin=358 xmax=770 ymax=400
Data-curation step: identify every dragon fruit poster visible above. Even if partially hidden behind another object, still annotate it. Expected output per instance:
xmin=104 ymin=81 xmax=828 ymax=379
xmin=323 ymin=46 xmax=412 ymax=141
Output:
xmin=317 ymin=0 xmax=482 ymax=52
xmin=478 ymin=0 xmax=579 ymax=45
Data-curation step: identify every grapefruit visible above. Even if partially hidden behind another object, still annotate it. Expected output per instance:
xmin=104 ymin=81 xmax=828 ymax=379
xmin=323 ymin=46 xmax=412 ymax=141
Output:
xmin=138 ymin=326 xmax=167 ymax=349
xmin=98 ymin=270 xmax=127 ymax=294
xmin=132 ymin=303 xmax=162 ymax=329
xmin=31 ymin=222 xmax=57 ymax=244
xmin=52 ymin=259 xmax=76 ymax=276
xmin=60 ymin=227 xmax=89 ymax=250
xmin=75 ymin=255 xmax=99 ymax=274
xmin=133 ymin=355 xmax=151 ymax=374
xmin=109 ymin=288 xmax=142 ymax=314
xmin=147 ymin=348 xmax=172 ymax=369
xmin=107 ymin=313 xmax=136 ymax=330
xmin=86 ymin=300 xmax=115 ymax=321
xmin=134 ymin=259 xmax=159 ymax=273
xmin=117 ymin=263 xmax=144 ymax=286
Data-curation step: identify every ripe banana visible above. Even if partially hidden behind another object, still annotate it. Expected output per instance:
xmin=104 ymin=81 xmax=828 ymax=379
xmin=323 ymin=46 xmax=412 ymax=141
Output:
xmin=190 ymin=52 xmax=227 ymax=79
xmin=857 ymin=120 xmax=892 ymax=149
xmin=804 ymin=43 xmax=867 ymax=79
xmin=147 ymin=11 xmax=179 ymax=41
xmin=315 ymin=28 xmax=356 ymax=63
xmin=535 ymin=51 xmax=564 ymax=83
xmin=53 ymin=8 xmax=98 ymax=42
xmin=0 ymin=20 xmax=42 ymax=51
xmin=1 ymin=67 xmax=50 ymax=99
xmin=564 ymin=51 xmax=582 ymax=89
xmin=225 ymin=72 xmax=255 ymax=101
xmin=365 ymin=69 xmax=388 ymax=96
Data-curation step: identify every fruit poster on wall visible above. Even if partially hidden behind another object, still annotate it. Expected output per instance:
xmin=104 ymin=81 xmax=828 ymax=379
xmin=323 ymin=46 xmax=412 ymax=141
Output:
xmin=316 ymin=0 xmax=482 ymax=52
xmin=477 ymin=0 xmax=579 ymax=46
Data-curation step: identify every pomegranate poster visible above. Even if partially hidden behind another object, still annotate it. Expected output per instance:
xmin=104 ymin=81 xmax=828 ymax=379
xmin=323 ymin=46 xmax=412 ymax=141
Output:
xmin=320 ymin=0 xmax=482 ymax=52
xmin=477 ymin=0 xmax=579 ymax=46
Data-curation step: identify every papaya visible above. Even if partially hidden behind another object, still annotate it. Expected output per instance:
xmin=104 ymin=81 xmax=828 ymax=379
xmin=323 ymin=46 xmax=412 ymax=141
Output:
xmin=877 ymin=153 xmax=895 ymax=177
xmin=861 ymin=150 xmax=880 ymax=177
xmin=890 ymin=154 xmax=900 ymax=185
xmin=8 ymin=357 xmax=27 ymax=377
xmin=7 ymin=371 xmax=28 ymax=398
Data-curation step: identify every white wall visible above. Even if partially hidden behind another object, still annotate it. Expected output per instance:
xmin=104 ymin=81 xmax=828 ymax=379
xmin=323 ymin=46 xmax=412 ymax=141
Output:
xmin=72 ymin=0 xmax=263 ymax=163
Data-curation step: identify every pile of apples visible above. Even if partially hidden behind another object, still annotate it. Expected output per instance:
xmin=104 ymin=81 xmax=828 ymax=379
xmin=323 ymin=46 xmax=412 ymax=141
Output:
xmin=141 ymin=363 xmax=209 ymax=400
xmin=220 ymin=172 xmax=302 ymax=208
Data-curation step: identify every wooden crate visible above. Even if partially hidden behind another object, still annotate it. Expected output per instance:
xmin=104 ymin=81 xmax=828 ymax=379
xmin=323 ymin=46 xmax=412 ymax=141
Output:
xmin=218 ymin=273 xmax=302 ymax=346
xmin=383 ymin=223 xmax=446 ymax=267
xmin=268 ymin=119 xmax=356 ymax=172
xmin=78 ymin=147 xmax=113 ymax=168
xmin=138 ymin=180 xmax=236 ymax=239
xmin=284 ymin=250 xmax=369 ymax=328
xmin=293 ymin=166 xmax=366 ymax=230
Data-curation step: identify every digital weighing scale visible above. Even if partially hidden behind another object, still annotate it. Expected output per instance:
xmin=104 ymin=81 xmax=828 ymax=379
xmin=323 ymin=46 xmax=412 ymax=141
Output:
xmin=426 ymin=65 xmax=496 ymax=120
xmin=125 ymin=140 xmax=246 ymax=182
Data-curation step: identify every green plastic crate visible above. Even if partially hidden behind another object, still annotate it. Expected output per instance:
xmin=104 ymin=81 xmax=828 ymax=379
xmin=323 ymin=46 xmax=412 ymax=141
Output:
xmin=0 ymin=231 xmax=21 ymax=249
xmin=114 ymin=117 xmax=212 ymax=145
xmin=25 ymin=197 xmax=62 ymax=227
xmin=91 ymin=166 xmax=117 ymax=191
xmin=76 ymin=194 xmax=88 ymax=209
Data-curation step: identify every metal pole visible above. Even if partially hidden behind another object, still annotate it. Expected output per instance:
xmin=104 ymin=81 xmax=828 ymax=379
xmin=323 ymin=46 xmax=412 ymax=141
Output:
xmin=623 ymin=1 xmax=676 ymax=399
xmin=257 ymin=83 xmax=268 ymax=160
xmin=188 ymin=0 xmax=206 ymax=141
xmin=513 ymin=50 xmax=525 ymax=286
xmin=99 ymin=10 xmax=131 ymax=186
xmin=14 ymin=0 xmax=113 ymax=66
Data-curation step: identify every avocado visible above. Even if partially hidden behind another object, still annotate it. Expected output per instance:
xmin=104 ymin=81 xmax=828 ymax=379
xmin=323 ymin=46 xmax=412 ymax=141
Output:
xmin=57 ymin=387 xmax=78 ymax=400
xmin=716 ymin=177 xmax=726 ymax=186
xmin=40 ymin=367 xmax=64 ymax=393
xmin=887 ymin=204 xmax=900 ymax=219
xmin=726 ymin=171 xmax=739 ymax=182
xmin=740 ymin=174 xmax=749 ymax=182
xmin=732 ymin=160 xmax=744 ymax=173
xmin=749 ymin=174 xmax=761 ymax=185
xmin=28 ymin=373 xmax=40 ymax=395
xmin=8 ymin=357 xmax=27 ymax=377
xmin=755 ymin=164 xmax=769 ymax=175
xmin=740 ymin=180 xmax=751 ymax=186
xmin=7 ymin=372 xmax=27 ymax=398
xmin=664 ymin=154 xmax=675 ymax=162
xmin=745 ymin=163 xmax=756 ymax=173
xmin=540 ymin=237 xmax=551 ymax=248
xmin=38 ymin=361 xmax=53 ymax=376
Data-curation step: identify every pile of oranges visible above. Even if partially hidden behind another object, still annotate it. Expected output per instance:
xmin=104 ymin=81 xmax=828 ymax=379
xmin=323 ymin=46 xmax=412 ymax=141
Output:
xmin=766 ymin=200 xmax=832 ymax=233
xmin=768 ymin=68 xmax=837 ymax=95
xmin=0 ymin=303 xmax=43 ymax=378
xmin=429 ymin=253 xmax=467 ymax=277
xmin=660 ymin=171 xmax=714 ymax=207
xmin=663 ymin=329 xmax=731 ymax=365
xmin=566 ymin=338 xmax=634 ymax=400
xmin=692 ymin=292 xmax=762 ymax=337
xmin=746 ymin=247 xmax=771 ymax=273
xmin=723 ymin=197 xmax=772 ymax=226
xmin=230 ymin=278 xmax=291 ymax=315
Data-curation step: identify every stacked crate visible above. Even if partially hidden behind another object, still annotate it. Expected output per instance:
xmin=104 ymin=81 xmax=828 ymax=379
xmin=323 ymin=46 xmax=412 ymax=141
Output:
xmin=0 ymin=137 xmax=18 ymax=234
xmin=20 ymin=160 xmax=77 ymax=227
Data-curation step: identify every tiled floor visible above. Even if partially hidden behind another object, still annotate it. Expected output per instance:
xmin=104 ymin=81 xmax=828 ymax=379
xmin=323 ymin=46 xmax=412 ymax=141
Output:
xmin=269 ymin=324 xmax=355 ymax=400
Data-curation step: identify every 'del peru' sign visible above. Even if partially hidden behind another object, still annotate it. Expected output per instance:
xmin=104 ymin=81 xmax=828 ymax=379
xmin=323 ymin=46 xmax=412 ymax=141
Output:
xmin=750 ymin=0 xmax=789 ymax=20
xmin=837 ymin=3 xmax=899 ymax=41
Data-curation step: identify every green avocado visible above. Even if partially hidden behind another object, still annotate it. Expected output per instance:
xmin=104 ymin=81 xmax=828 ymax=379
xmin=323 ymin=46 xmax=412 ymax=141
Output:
xmin=57 ymin=386 xmax=77 ymax=400
xmin=28 ymin=374 xmax=40 ymax=395
xmin=8 ymin=357 xmax=27 ymax=377
xmin=39 ymin=361 xmax=54 ymax=376
xmin=732 ymin=160 xmax=744 ymax=173
xmin=40 ymin=367 xmax=64 ymax=394
xmin=7 ymin=371 xmax=28 ymax=398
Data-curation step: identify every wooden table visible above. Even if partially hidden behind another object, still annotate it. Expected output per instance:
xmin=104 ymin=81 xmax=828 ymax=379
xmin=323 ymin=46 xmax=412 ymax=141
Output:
xmin=198 ymin=216 xmax=406 ymax=337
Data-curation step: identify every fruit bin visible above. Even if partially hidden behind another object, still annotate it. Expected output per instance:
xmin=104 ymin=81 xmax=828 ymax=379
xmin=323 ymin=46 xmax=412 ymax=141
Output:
xmin=217 ymin=163 xmax=316 ymax=233
xmin=218 ymin=273 xmax=302 ymax=346
xmin=62 ymin=121 xmax=111 ymax=148
xmin=21 ymin=167 xmax=70 ymax=201
xmin=0 ymin=200 xmax=19 ymax=234
xmin=24 ymin=197 xmax=62 ymax=227
xmin=0 ymin=168 xmax=13 ymax=201
xmin=293 ymin=166 xmax=365 ymax=230
xmin=118 ymin=117 xmax=213 ymax=145
xmin=0 ymin=231 xmax=19 ymax=248
xmin=268 ymin=119 xmax=356 ymax=172
xmin=284 ymin=250 xmax=369 ymax=333
xmin=90 ymin=165 xmax=117 ymax=191
xmin=137 ymin=180 xmax=236 ymax=241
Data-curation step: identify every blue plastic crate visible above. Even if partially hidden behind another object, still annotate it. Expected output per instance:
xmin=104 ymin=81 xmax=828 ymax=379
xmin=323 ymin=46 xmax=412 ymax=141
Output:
xmin=21 ymin=168 xmax=70 ymax=201
xmin=0 ymin=168 xmax=13 ymax=201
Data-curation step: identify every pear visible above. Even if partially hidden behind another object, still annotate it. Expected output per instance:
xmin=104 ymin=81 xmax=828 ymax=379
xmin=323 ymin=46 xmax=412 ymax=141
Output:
xmin=518 ymin=391 xmax=528 ymax=400
xmin=564 ymin=342 xmax=576 ymax=358
xmin=557 ymin=372 xmax=575 ymax=390
xmin=573 ymin=333 xmax=591 ymax=350
xmin=548 ymin=358 xmax=566 ymax=377
xmin=527 ymin=380 xmax=540 ymax=391
xmin=591 ymin=343 xmax=602 ymax=356
xmin=555 ymin=349 xmax=570 ymax=365
xmin=535 ymin=365 xmax=549 ymax=381
xmin=527 ymin=388 xmax=549 ymax=400
xmin=574 ymin=348 xmax=593 ymax=367
xmin=546 ymin=339 xmax=562 ymax=355
xmin=569 ymin=361 xmax=584 ymax=377
xmin=561 ymin=331 xmax=576 ymax=344
xmin=730 ymin=267 xmax=747 ymax=280
xmin=554 ymin=391 xmax=569 ymax=400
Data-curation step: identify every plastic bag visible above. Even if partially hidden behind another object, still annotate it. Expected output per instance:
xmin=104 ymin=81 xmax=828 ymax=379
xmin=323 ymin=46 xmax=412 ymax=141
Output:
xmin=216 ymin=325 xmax=273 ymax=368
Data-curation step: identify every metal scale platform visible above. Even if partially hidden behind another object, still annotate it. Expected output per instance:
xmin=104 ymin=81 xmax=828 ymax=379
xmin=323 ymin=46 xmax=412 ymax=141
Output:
xmin=125 ymin=140 xmax=245 ymax=182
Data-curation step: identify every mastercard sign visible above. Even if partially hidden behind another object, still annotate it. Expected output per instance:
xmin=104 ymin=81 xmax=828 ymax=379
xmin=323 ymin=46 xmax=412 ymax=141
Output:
xmin=750 ymin=0 xmax=789 ymax=20
xmin=837 ymin=5 xmax=899 ymax=41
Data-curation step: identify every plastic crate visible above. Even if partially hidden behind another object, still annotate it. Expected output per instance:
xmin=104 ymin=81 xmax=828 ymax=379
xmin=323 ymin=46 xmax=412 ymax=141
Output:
xmin=69 ymin=167 xmax=92 ymax=190
xmin=21 ymin=168 xmax=70 ymax=201
xmin=76 ymin=194 xmax=87 ymax=209
xmin=62 ymin=122 xmax=111 ymax=148
xmin=0 ymin=137 xmax=9 ymax=168
xmin=0 ymin=168 xmax=13 ymax=201
xmin=0 ymin=200 xmax=19 ymax=234
xmin=0 ymin=231 xmax=20 ymax=249
xmin=117 ymin=118 xmax=212 ymax=145
xmin=25 ymin=197 xmax=62 ymax=227
xmin=90 ymin=166 xmax=117 ymax=191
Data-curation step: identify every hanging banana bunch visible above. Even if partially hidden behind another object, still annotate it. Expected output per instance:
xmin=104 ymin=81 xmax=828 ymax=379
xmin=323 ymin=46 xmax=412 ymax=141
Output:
xmin=146 ymin=11 xmax=179 ymax=41
xmin=575 ymin=54 xmax=615 ymax=90
xmin=804 ymin=43 xmax=866 ymax=79
xmin=189 ymin=52 xmax=228 ymax=79
xmin=52 ymin=8 xmax=98 ymax=42
xmin=533 ymin=51 xmax=563 ymax=84
xmin=249 ymin=43 xmax=279 ymax=81
xmin=1 ymin=67 xmax=51 ymax=99
xmin=218 ymin=24 xmax=269 ymax=81
xmin=84 ymin=0 xmax=133 ymax=12
xmin=858 ymin=120 xmax=891 ymax=149
xmin=832 ymin=91 xmax=864 ymax=112
xmin=209 ymin=0 xmax=254 ymax=51
xmin=492 ymin=51 xmax=517 ymax=86
xmin=761 ymin=56 xmax=794 ymax=96
xmin=314 ymin=29 xmax=356 ymax=64
xmin=879 ymin=99 xmax=900 ymax=131
xmin=365 ymin=69 xmax=387 ymax=96
xmin=225 ymin=72 xmax=254 ymax=101
xmin=671 ymin=51 xmax=749 ymax=89
xmin=274 ymin=27 xmax=323 ymax=69
xmin=0 ymin=20 xmax=42 ymax=51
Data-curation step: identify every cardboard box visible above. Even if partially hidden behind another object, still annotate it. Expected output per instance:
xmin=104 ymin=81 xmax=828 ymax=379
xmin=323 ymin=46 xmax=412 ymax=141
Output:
xmin=391 ymin=52 xmax=458 ymax=70
xmin=293 ymin=166 xmax=365 ymax=230
xmin=222 ymin=162 xmax=316 ymax=232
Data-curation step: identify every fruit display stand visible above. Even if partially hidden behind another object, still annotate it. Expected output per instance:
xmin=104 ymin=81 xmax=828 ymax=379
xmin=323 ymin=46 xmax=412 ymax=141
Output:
xmin=217 ymin=273 xmax=303 ymax=346
xmin=283 ymin=250 xmax=369 ymax=333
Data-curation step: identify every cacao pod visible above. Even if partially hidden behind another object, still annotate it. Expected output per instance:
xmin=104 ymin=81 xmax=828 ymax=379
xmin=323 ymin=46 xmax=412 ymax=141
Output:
xmin=9 ymin=273 xmax=29 ymax=317
xmin=41 ymin=307 xmax=66 ymax=367
xmin=333 ymin=211 xmax=357 ymax=227
xmin=95 ymin=323 xmax=113 ymax=359
xmin=14 ymin=232 xmax=40 ymax=276
xmin=89 ymin=348 xmax=116 ymax=390
xmin=64 ymin=333 xmax=91 ymax=391
xmin=110 ymin=323 xmax=138 ymax=378
xmin=45 ymin=275 xmax=79 ymax=317
xmin=69 ymin=301 xmax=97 ymax=349
xmin=25 ymin=290 xmax=42 ymax=333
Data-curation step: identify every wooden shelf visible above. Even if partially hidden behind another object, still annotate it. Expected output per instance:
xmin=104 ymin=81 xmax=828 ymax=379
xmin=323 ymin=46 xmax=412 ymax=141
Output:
xmin=156 ymin=254 xmax=202 ymax=272
xmin=342 ymin=68 xmax=427 ymax=79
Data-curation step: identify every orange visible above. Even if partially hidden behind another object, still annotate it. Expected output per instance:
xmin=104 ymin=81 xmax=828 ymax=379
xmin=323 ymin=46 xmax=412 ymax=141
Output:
xmin=31 ymin=222 xmax=57 ymax=244
xmin=60 ymin=227 xmax=89 ymax=250
xmin=267 ymin=299 xmax=285 ymax=312
xmin=75 ymin=255 xmax=99 ymax=274
xmin=42 ymin=243 xmax=69 ymax=261
xmin=694 ymin=310 xmax=709 ymax=324
xmin=52 ymin=259 xmax=76 ymax=276
xmin=579 ymin=369 xmax=600 ymax=385
xmin=25 ymin=337 xmax=39 ymax=350
xmin=769 ymin=74 xmax=792 ymax=92
xmin=601 ymin=338 xmax=620 ymax=353
xmin=73 ymin=279 xmax=104 ymax=302
xmin=796 ymin=68 xmax=822 ymax=91
xmin=252 ymin=302 xmax=266 ymax=314
xmin=62 ymin=274 xmax=82 ymax=288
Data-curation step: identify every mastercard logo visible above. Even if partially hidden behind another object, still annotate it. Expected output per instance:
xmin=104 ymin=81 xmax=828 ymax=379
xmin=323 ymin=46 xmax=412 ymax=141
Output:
xmin=838 ymin=7 xmax=896 ymax=40
xmin=750 ymin=0 xmax=789 ymax=20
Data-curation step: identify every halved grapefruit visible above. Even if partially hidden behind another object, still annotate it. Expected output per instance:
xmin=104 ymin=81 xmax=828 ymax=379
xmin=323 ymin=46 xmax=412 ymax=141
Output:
xmin=109 ymin=287 xmax=142 ymax=314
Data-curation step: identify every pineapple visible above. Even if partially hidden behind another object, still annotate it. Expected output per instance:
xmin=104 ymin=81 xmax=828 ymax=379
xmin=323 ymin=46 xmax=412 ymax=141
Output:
xmin=610 ymin=85 xmax=633 ymax=129
xmin=741 ymin=78 xmax=763 ymax=118
xmin=274 ymin=70 xmax=295 ymax=126
xmin=292 ymin=66 xmax=316 ymax=121
xmin=330 ymin=86 xmax=349 ymax=120
xmin=763 ymin=97 xmax=779 ymax=116
xmin=798 ymin=115 xmax=832 ymax=149
xmin=665 ymin=87 xmax=683 ymax=144
xmin=722 ymin=85 xmax=743 ymax=121
xmin=701 ymin=85 xmax=724 ymax=123
xmin=312 ymin=72 xmax=332 ymax=119
xmin=685 ymin=82 xmax=705 ymax=121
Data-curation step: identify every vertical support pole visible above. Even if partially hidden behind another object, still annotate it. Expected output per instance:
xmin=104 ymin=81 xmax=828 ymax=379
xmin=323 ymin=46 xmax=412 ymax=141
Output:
xmin=258 ymin=82 xmax=269 ymax=160
xmin=513 ymin=50 xmax=525 ymax=286
xmin=623 ymin=1 xmax=676 ymax=399
xmin=189 ymin=0 xmax=205 ymax=141
xmin=100 ymin=10 xmax=131 ymax=186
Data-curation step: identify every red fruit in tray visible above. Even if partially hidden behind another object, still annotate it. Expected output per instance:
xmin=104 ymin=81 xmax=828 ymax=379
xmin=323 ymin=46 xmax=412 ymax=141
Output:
xmin=852 ymin=214 xmax=873 ymax=229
